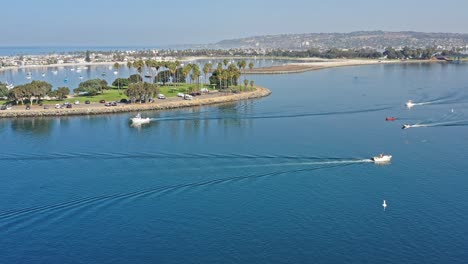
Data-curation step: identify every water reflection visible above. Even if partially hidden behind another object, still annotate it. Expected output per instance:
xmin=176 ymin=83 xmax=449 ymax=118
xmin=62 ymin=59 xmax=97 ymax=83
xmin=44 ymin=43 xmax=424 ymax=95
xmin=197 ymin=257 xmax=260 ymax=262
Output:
xmin=10 ymin=117 xmax=56 ymax=136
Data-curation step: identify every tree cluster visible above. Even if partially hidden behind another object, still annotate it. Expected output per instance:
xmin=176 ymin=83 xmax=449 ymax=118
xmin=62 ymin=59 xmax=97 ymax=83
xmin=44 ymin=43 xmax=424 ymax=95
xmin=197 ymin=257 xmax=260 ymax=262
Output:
xmin=73 ymin=79 xmax=108 ymax=96
xmin=125 ymin=82 xmax=159 ymax=103
xmin=7 ymin=81 xmax=52 ymax=105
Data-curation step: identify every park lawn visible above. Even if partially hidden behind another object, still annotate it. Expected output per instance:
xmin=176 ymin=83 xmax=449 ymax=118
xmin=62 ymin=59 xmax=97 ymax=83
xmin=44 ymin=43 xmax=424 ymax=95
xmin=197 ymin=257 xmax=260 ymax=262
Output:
xmin=40 ymin=82 xmax=247 ymax=105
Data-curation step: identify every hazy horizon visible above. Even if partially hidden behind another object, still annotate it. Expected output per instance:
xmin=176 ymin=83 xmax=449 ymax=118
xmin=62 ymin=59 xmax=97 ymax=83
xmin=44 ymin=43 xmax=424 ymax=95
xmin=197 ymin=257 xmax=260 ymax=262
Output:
xmin=4 ymin=0 xmax=468 ymax=46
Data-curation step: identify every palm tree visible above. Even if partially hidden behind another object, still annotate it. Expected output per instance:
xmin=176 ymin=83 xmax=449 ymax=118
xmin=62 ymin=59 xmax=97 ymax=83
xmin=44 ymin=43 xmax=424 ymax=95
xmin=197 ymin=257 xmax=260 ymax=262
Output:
xmin=175 ymin=60 xmax=181 ymax=84
xmin=191 ymin=64 xmax=201 ymax=91
xmin=249 ymin=62 xmax=254 ymax=71
xmin=133 ymin=60 xmax=145 ymax=80
xmin=203 ymin=63 xmax=212 ymax=84
xmin=223 ymin=59 xmax=228 ymax=67
xmin=244 ymin=79 xmax=249 ymax=90
xmin=113 ymin=62 xmax=121 ymax=93
xmin=182 ymin=64 xmax=192 ymax=84
xmin=250 ymin=80 xmax=254 ymax=90
xmin=168 ymin=62 xmax=177 ymax=84
xmin=240 ymin=60 xmax=247 ymax=80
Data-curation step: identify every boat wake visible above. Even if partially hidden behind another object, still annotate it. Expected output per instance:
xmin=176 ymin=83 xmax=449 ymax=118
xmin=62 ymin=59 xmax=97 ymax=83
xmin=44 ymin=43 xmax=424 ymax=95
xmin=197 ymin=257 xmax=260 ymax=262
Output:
xmin=0 ymin=152 xmax=373 ymax=162
xmin=0 ymin=162 xmax=360 ymax=226
xmin=150 ymin=106 xmax=393 ymax=122
xmin=403 ymin=119 xmax=468 ymax=129
xmin=406 ymin=91 xmax=467 ymax=109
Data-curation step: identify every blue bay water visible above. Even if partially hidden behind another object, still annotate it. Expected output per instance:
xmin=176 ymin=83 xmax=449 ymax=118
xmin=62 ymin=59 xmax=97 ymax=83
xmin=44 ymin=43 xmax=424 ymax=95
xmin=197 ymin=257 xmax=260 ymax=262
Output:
xmin=1 ymin=63 xmax=468 ymax=263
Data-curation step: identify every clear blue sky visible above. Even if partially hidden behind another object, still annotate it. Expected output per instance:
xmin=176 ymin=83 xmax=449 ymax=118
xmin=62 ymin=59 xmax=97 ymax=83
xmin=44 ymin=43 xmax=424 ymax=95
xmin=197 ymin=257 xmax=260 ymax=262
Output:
xmin=3 ymin=0 xmax=468 ymax=46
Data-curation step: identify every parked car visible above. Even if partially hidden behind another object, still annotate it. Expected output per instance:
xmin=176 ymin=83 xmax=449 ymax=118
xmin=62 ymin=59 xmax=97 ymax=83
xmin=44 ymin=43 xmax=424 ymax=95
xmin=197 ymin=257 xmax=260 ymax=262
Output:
xmin=43 ymin=105 xmax=49 ymax=109
xmin=6 ymin=105 xmax=12 ymax=110
xmin=105 ymin=102 xmax=112 ymax=106
xmin=184 ymin=94 xmax=193 ymax=100
xmin=201 ymin=88 xmax=209 ymax=93
xmin=55 ymin=104 xmax=61 ymax=109
xmin=111 ymin=102 xmax=118 ymax=106
xmin=158 ymin=94 xmax=166 ymax=99
xmin=177 ymin=93 xmax=184 ymax=97
xmin=99 ymin=100 xmax=106 ymax=103
xmin=74 ymin=100 xmax=80 ymax=105
xmin=0 ymin=105 xmax=6 ymax=110
xmin=66 ymin=104 xmax=72 ymax=109
xmin=120 ymin=98 xmax=128 ymax=103
xmin=85 ymin=100 xmax=91 ymax=104
xmin=26 ymin=105 xmax=31 ymax=110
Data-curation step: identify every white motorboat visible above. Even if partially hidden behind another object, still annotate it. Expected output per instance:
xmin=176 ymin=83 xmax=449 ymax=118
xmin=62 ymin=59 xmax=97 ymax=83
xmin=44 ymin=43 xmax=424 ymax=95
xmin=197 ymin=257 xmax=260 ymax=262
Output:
xmin=383 ymin=200 xmax=387 ymax=210
xmin=402 ymin=124 xmax=411 ymax=129
xmin=131 ymin=113 xmax=150 ymax=125
xmin=372 ymin=154 xmax=392 ymax=163
xmin=406 ymin=100 xmax=415 ymax=108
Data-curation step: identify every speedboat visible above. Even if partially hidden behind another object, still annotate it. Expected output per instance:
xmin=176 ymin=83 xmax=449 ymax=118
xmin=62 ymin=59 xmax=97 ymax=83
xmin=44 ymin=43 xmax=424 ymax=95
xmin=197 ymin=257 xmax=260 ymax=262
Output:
xmin=406 ymin=100 xmax=415 ymax=108
xmin=131 ymin=113 xmax=150 ymax=125
xmin=372 ymin=154 xmax=392 ymax=163
xmin=386 ymin=117 xmax=396 ymax=121
xmin=402 ymin=124 xmax=411 ymax=129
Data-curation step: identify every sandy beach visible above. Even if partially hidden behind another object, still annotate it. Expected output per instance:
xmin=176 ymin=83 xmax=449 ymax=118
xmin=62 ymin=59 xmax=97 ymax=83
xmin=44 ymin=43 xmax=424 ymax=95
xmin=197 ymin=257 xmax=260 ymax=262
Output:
xmin=244 ymin=59 xmax=444 ymax=74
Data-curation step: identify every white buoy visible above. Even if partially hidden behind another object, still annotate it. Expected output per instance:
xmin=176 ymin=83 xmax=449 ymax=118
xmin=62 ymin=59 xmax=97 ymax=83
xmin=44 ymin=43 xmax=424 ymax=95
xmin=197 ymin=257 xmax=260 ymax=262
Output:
xmin=382 ymin=200 xmax=387 ymax=210
xmin=451 ymin=108 xmax=454 ymax=113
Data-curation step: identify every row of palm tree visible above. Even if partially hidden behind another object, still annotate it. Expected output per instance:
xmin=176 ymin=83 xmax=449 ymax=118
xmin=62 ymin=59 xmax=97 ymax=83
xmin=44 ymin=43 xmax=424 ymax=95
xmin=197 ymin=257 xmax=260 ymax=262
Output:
xmin=120 ymin=59 xmax=255 ymax=92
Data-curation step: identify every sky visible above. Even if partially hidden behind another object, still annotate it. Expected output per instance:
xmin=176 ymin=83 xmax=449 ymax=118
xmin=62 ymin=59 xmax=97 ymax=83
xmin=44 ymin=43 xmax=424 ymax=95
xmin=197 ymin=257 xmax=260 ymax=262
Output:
xmin=2 ymin=0 xmax=468 ymax=47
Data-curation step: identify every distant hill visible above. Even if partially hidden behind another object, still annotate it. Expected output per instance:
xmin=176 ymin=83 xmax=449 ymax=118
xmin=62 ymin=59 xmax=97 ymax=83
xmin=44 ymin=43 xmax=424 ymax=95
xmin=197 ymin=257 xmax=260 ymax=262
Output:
xmin=213 ymin=31 xmax=468 ymax=50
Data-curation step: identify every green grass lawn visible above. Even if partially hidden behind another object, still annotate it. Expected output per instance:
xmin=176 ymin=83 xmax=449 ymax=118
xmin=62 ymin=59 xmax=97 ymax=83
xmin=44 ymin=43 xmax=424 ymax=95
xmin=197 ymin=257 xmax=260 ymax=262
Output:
xmin=39 ymin=83 xmax=252 ymax=105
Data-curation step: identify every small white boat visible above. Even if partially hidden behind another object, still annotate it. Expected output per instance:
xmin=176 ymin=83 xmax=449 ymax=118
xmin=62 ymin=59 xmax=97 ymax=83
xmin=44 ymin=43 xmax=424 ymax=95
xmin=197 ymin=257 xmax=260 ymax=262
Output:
xmin=383 ymin=200 xmax=387 ymax=210
xmin=70 ymin=68 xmax=75 ymax=71
xmin=52 ymin=70 xmax=58 ymax=75
xmin=41 ymin=73 xmax=46 ymax=77
xmin=131 ymin=113 xmax=150 ymax=125
xmin=79 ymin=76 xmax=84 ymax=80
xmin=372 ymin=154 xmax=392 ymax=163
xmin=402 ymin=124 xmax=411 ymax=129
xmin=26 ymin=76 xmax=32 ymax=80
xmin=405 ymin=100 xmax=415 ymax=109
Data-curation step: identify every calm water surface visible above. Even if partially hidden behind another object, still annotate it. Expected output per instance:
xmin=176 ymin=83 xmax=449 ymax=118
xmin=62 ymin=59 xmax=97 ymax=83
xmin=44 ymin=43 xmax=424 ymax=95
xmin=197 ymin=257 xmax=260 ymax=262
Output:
xmin=1 ymin=63 xmax=468 ymax=263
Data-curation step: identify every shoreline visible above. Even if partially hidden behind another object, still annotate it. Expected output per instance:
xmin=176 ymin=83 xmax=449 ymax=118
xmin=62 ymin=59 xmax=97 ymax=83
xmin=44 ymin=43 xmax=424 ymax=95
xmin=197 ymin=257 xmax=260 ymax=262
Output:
xmin=244 ymin=59 xmax=447 ymax=74
xmin=0 ymin=87 xmax=271 ymax=118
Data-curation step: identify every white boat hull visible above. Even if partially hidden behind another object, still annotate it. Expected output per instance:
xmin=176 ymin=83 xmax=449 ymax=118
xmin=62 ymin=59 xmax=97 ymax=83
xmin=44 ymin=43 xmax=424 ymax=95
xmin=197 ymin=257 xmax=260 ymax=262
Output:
xmin=372 ymin=155 xmax=392 ymax=163
xmin=131 ymin=117 xmax=151 ymax=124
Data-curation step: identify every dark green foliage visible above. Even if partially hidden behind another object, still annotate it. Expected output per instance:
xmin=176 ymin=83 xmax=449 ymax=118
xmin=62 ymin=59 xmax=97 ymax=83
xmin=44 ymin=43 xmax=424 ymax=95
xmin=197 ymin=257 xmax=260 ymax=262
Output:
xmin=125 ymin=82 xmax=159 ymax=103
xmin=128 ymin=74 xmax=143 ymax=84
xmin=0 ymin=82 xmax=8 ymax=98
xmin=112 ymin=78 xmax=129 ymax=87
xmin=154 ymin=68 xmax=185 ymax=85
xmin=85 ymin=50 xmax=91 ymax=62
xmin=74 ymin=79 xmax=107 ymax=96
